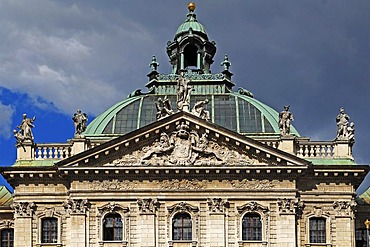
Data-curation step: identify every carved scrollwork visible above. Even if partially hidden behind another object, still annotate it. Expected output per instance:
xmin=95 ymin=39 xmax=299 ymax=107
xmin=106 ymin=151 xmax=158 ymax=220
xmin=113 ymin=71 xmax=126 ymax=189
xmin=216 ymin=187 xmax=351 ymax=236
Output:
xmin=113 ymin=122 xmax=257 ymax=167
xmin=277 ymin=198 xmax=297 ymax=214
xmin=63 ymin=199 xmax=89 ymax=214
xmin=167 ymin=202 xmax=199 ymax=214
xmin=159 ymin=179 xmax=208 ymax=190
xmin=137 ymin=198 xmax=159 ymax=214
xmin=237 ymin=201 xmax=269 ymax=215
xmin=207 ymin=198 xmax=229 ymax=213
xmin=230 ymin=179 xmax=277 ymax=189
xmin=0 ymin=220 xmax=14 ymax=229
xmin=333 ymin=200 xmax=356 ymax=217
xmin=11 ymin=202 xmax=36 ymax=217
xmin=97 ymin=202 xmax=129 ymax=216
xmin=90 ymin=179 xmax=138 ymax=190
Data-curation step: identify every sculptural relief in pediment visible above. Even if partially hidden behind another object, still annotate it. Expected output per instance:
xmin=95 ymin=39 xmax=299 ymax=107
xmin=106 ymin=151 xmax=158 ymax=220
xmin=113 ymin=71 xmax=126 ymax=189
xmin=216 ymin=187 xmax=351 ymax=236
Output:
xmin=110 ymin=122 xmax=258 ymax=167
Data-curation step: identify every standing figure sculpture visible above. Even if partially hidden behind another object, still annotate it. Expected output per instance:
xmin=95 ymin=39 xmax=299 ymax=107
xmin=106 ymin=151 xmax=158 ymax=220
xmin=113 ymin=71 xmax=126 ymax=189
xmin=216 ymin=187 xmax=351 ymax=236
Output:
xmin=336 ymin=107 xmax=350 ymax=140
xmin=72 ymin=109 xmax=88 ymax=136
xmin=16 ymin=114 xmax=36 ymax=142
xmin=176 ymin=72 xmax=192 ymax=111
xmin=347 ymin=122 xmax=355 ymax=147
xmin=279 ymin=106 xmax=294 ymax=136
xmin=191 ymin=99 xmax=210 ymax=121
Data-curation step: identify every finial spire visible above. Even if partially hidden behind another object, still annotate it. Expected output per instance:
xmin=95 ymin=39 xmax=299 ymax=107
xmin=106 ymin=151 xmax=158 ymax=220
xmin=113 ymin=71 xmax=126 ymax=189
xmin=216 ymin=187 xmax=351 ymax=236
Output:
xmin=188 ymin=2 xmax=196 ymax=12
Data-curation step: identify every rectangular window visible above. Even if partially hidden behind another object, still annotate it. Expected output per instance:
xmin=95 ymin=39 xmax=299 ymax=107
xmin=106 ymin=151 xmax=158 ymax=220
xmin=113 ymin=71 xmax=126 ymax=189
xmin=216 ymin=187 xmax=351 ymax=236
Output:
xmin=42 ymin=218 xmax=58 ymax=243
xmin=242 ymin=213 xmax=262 ymax=241
xmin=309 ymin=217 xmax=326 ymax=243
xmin=1 ymin=229 xmax=14 ymax=247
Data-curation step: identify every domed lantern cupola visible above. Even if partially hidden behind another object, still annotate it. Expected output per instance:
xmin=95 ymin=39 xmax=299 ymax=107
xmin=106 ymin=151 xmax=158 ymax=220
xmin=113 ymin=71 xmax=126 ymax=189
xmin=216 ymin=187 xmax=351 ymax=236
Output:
xmin=166 ymin=3 xmax=216 ymax=74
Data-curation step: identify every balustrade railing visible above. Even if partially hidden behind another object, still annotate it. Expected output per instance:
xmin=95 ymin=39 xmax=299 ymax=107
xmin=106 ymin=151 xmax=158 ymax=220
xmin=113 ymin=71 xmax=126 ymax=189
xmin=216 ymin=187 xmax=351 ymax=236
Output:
xmin=27 ymin=137 xmax=348 ymax=161
xmin=34 ymin=143 xmax=72 ymax=160
xmin=296 ymin=141 xmax=335 ymax=158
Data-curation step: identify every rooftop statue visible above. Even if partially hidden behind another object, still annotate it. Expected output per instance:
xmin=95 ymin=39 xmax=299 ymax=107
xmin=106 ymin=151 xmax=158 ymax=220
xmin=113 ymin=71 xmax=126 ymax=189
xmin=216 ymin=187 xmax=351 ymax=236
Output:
xmin=336 ymin=107 xmax=350 ymax=140
xmin=155 ymin=96 xmax=174 ymax=120
xmin=72 ymin=109 xmax=88 ymax=137
xmin=279 ymin=106 xmax=294 ymax=136
xmin=191 ymin=98 xmax=210 ymax=121
xmin=15 ymin=114 xmax=36 ymax=144
xmin=347 ymin=122 xmax=355 ymax=147
xmin=176 ymin=72 xmax=192 ymax=112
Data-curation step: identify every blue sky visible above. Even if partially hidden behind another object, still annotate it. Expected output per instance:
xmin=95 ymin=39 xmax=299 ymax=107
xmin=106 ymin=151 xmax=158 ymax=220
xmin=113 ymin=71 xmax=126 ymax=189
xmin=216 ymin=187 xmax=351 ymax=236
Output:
xmin=0 ymin=0 xmax=369 ymax=193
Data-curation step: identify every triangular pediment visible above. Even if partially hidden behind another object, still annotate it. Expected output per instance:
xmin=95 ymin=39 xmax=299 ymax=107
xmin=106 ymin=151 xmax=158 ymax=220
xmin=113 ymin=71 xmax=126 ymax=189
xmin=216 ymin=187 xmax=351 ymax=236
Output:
xmin=57 ymin=112 xmax=309 ymax=169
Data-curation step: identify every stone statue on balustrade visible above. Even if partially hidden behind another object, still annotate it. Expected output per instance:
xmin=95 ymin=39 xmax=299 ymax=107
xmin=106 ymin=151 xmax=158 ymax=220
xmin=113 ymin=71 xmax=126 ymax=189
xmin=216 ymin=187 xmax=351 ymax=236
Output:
xmin=347 ymin=122 xmax=355 ymax=147
xmin=176 ymin=72 xmax=192 ymax=112
xmin=191 ymin=99 xmax=210 ymax=121
xmin=72 ymin=109 xmax=88 ymax=137
xmin=279 ymin=106 xmax=294 ymax=136
xmin=155 ymin=96 xmax=174 ymax=120
xmin=15 ymin=114 xmax=36 ymax=145
xmin=336 ymin=107 xmax=350 ymax=140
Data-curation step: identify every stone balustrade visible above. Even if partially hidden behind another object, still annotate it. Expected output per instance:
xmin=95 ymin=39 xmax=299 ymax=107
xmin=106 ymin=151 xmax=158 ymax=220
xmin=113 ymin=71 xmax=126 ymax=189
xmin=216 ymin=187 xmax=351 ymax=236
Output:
xmin=34 ymin=143 xmax=72 ymax=159
xmin=16 ymin=136 xmax=353 ymax=162
xmin=296 ymin=141 xmax=335 ymax=158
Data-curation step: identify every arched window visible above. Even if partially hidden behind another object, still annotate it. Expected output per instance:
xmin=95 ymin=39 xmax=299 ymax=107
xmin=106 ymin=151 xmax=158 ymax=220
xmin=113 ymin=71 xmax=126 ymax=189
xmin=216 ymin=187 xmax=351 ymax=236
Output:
xmin=41 ymin=218 xmax=58 ymax=243
xmin=173 ymin=213 xmax=192 ymax=240
xmin=184 ymin=44 xmax=198 ymax=69
xmin=103 ymin=213 xmax=123 ymax=241
xmin=1 ymin=229 xmax=14 ymax=247
xmin=242 ymin=213 xmax=262 ymax=241
xmin=309 ymin=217 xmax=326 ymax=243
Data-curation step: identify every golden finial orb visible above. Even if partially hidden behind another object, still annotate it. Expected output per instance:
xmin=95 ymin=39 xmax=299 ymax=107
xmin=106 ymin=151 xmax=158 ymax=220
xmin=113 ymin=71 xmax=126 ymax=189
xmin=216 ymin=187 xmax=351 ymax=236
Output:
xmin=188 ymin=2 xmax=196 ymax=11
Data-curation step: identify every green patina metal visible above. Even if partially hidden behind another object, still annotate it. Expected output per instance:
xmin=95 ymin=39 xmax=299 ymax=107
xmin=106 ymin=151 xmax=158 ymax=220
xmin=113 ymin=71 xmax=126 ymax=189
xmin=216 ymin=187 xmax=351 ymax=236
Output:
xmin=12 ymin=159 xmax=56 ymax=167
xmin=306 ymin=158 xmax=356 ymax=166
xmin=0 ymin=186 xmax=12 ymax=206
xmin=175 ymin=9 xmax=207 ymax=39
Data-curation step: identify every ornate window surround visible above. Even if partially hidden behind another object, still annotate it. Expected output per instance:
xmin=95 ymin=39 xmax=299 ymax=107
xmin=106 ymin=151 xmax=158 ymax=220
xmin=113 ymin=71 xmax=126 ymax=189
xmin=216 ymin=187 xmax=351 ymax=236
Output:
xmin=305 ymin=213 xmax=332 ymax=247
xmin=97 ymin=203 xmax=129 ymax=247
xmin=35 ymin=209 xmax=62 ymax=247
xmin=167 ymin=202 xmax=199 ymax=247
xmin=237 ymin=202 xmax=269 ymax=247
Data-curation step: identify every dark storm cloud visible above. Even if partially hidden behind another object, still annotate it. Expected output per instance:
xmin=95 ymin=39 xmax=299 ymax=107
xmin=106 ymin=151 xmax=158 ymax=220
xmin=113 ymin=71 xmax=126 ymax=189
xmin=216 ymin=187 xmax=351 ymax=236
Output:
xmin=0 ymin=0 xmax=369 ymax=169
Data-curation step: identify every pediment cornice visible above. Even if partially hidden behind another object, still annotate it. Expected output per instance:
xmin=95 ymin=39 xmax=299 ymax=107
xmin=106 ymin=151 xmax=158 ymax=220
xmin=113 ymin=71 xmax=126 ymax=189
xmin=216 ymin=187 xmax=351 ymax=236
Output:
xmin=56 ymin=112 xmax=309 ymax=170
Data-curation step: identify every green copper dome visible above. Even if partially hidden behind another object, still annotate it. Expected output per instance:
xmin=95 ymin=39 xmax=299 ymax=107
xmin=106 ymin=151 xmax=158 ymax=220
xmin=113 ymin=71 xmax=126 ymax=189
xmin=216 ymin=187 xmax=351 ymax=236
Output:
xmin=175 ymin=7 xmax=208 ymax=39
xmin=84 ymin=91 xmax=300 ymax=138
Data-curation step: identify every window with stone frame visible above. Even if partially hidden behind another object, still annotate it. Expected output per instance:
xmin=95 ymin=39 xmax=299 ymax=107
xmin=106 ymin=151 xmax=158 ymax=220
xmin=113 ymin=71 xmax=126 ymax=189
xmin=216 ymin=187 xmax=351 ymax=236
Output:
xmin=242 ymin=213 xmax=262 ymax=241
xmin=0 ymin=229 xmax=13 ymax=247
xmin=172 ymin=212 xmax=192 ymax=241
xmin=309 ymin=217 xmax=326 ymax=243
xmin=41 ymin=218 xmax=58 ymax=243
xmin=103 ymin=213 xmax=123 ymax=241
